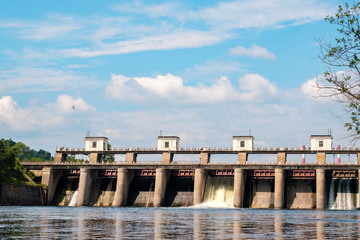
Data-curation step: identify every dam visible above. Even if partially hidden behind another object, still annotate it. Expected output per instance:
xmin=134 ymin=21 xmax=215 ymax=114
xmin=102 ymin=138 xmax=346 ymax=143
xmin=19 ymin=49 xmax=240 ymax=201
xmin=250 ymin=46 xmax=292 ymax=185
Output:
xmin=22 ymin=134 xmax=360 ymax=209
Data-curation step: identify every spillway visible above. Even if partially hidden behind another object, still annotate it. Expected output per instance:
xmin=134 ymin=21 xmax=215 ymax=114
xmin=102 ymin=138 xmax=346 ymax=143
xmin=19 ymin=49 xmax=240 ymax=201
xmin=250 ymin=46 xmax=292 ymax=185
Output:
xmin=327 ymin=178 xmax=358 ymax=210
xmin=201 ymin=176 xmax=234 ymax=208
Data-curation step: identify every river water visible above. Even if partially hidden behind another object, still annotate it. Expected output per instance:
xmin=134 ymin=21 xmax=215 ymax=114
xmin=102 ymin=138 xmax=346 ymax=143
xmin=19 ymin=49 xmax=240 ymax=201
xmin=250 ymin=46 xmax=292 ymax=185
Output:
xmin=1 ymin=206 xmax=360 ymax=239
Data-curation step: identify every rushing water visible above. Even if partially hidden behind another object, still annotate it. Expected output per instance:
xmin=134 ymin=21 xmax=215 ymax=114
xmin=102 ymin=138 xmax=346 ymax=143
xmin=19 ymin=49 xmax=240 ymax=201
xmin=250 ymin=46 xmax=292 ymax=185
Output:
xmin=202 ymin=176 xmax=234 ymax=208
xmin=1 ymin=206 xmax=360 ymax=239
xmin=328 ymin=179 xmax=359 ymax=210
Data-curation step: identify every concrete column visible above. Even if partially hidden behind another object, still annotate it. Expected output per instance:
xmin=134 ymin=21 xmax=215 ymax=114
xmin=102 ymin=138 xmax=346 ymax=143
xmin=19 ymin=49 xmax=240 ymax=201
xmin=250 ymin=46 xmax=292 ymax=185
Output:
xmin=233 ymin=168 xmax=247 ymax=208
xmin=41 ymin=167 xmax=62 ymax=205
xmin=317 ymin=153 xmax=326 ymax=164
xmin=162 ymin=152 xmax=173 ymax=164
xmin=153 ymin=168 xmax=169 ymax=207
xmin=316 ymin=168 xmax=326 ymax=210
xmin=113 ymin=168 xmax=134 ymax=207
xmin=54 ymin=152 xmax=67 ymax=163
xmin=274 ymin=168 xmax=285 ymax=209
xmin=200 ymin=153 xmax=210 ymax=164
xmin=358 ymin=170 xmax=360 ymax=208
xmin=193 ymin=168 xmax=208 ymax=205
xmin=77 ymin=168 xmax=95 ymax=206
xmin=357 ymin=153 xmax=360 ymax=164
xmin=238 ymin=153 xmax=248 ymax=164
xmin=125 ymin=153 xmax=137 ymax=164
xmin=277 ymin=153 xmax=287 ymax=164
xmin=89 ymin=153 xmax=100 ymax=163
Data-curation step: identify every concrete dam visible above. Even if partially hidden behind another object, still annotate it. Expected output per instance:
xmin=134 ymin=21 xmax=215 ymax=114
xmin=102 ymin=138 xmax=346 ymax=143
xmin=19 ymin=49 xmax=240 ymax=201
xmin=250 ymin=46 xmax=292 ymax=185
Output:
xmin=22 ymin=135 xmax=360 ymax=210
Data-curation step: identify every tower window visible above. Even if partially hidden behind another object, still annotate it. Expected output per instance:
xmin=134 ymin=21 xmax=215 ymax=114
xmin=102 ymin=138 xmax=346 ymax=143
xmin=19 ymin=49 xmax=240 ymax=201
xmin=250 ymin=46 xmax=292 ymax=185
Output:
xmin=319 ymin=141 xmax=324 ymax=148
xmin=92 ymin=142 xmax=97 ymax=148
xmin=165 ymin=141 xmax=169 ymax=148
xmin=240 ymin=141 xmax=245 ymax=148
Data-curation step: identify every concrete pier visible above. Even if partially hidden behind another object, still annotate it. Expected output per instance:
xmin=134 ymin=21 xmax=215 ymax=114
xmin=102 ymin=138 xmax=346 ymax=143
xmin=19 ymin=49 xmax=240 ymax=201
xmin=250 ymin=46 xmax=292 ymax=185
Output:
xmin=274 ymin=168 xmax=285 ymax=209
xmin=89 ymin=153 xmax=100 ymax=163
xmin=113 ymin=168 xmax=134 ymax=207
xmin=317 ymin=153 xmax=326 ymax=164
xmin=277 ymin=153 xmax=287 ymax=164
xmin=153 ymin=168 xmax=169 ymax=207
xmin=54 ymin=153 xmax=67 ymax=163
xmin=77 ymin=168 xmax=96 ymax=206
xmin=200 ymin=153 xmax=210 ymax=164
xmin=41 ymin=167 xmax=62 ymax=204
xmin=233 ymin=168 xmax=246 ymax=208
xmin=238 ymin=153 xmax=247 ymax=164
xmin=316 ymin=168 xmax=326 ymax=210
xmin=193 ymin=168 xmax=208 ymax=205
xmin=125 ymin=153 xmax=137 ymax=164
xmin=162 ymin=153 xmax=173 ymax=164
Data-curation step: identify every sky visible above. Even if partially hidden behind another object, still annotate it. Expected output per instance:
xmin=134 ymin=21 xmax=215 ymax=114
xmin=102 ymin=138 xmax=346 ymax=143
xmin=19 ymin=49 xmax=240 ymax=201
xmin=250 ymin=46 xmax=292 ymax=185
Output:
xmin=0 ymin=0 xmax=353 ymax=154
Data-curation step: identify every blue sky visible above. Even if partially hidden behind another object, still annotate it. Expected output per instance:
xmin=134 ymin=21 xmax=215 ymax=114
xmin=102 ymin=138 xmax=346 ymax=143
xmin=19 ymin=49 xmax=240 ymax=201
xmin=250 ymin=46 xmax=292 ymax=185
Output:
xmin=0 ymin=0 xmax=351 ymax=153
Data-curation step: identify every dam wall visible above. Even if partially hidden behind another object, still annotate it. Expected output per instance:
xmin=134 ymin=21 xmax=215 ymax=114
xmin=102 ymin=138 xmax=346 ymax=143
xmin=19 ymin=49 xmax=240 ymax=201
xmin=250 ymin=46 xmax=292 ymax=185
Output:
xmin=0 ymin=183 xmax=45 ymax=206
xmin=22 ymin=149 xmax=360 ymax=209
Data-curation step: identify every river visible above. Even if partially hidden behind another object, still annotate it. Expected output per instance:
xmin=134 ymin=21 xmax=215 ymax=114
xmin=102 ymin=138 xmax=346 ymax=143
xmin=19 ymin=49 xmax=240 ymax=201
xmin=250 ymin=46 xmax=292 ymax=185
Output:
xmin=1 ymin=206 xmax=359 ymax=239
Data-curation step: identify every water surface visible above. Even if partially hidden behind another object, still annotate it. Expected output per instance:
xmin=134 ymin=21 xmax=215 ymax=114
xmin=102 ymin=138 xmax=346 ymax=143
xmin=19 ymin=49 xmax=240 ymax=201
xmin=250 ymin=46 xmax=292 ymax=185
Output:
xmin=1 ymin=207 xmax=360 ymax=239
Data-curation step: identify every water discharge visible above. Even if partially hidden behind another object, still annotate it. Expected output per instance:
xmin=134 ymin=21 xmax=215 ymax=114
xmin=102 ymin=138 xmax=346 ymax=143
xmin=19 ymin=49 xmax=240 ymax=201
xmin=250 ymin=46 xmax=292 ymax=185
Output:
xmin=68 ymin=189 xmax=78 ymax=207
xmin=328 ymin=178 xmax=358 ymax=210
xmin=195 ymin=176 xmax=234 ymax=208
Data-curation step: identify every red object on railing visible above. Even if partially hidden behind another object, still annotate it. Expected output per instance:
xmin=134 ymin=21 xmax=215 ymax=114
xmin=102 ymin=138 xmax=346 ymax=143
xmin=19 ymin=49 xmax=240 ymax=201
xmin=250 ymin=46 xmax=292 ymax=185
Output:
xmin=248 ymin=170 xmax=275 ymax=177
xmin=173 ymin=169 xmax=195 ymax=177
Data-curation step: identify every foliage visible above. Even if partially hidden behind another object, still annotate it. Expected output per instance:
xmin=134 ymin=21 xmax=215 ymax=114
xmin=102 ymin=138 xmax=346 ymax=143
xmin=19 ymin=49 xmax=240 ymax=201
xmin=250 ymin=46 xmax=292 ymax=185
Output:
xmin=5 ymin=140 xmax=53 ymax=162
xmin=102 ymin=143 xmax=115 ymax=163
xmin=66 ymin=154 xmax=88 ymax=164
xmin=0 ymin=139 xmax=34 ymax=183
xmin=319 ymin=2 xmax=360 ymax=138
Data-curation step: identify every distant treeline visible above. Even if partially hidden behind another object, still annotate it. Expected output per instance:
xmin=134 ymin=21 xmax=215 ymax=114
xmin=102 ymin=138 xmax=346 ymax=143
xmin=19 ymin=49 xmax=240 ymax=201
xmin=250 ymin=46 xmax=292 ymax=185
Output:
xmin=4 ymin=139 xmax=53 ymax=162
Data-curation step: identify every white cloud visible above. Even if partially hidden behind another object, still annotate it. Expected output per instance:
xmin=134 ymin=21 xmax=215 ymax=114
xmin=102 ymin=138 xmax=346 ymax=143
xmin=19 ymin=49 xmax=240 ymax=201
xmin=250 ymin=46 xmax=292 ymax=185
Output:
xmin=0 ymin=0 xmax=334 ymax=59
xmin=58 ymin=29 xmax=228 ymax=58
xmin=112 ymin=2 xmax=183 ymax=19
xmin=55 ymin=95 xmax=95 ymax=114
xmin=198 ymin=0 xmax=333 ymax=29
xmin=106 ymin=73 xmax=278 ymax=104
xmin=301 ymin=71 xmax=356 ymax=103
xmin=0 ymin=95 xmax=95 ymax=132
xmin=0 ymin=96 xmax=62 ymax=131
xmin=0 ymin=67 xmax=97 ymax=93
xmin=0 ymin=13 xmax=83 ymax=41
xmin=229 ymin=44 xmax=275 ymax=60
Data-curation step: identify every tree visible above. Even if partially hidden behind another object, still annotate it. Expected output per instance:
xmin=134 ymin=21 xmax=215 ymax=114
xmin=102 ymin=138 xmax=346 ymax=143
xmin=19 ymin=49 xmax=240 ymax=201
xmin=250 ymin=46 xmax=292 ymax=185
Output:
xmin=102 ymin=143 xmax=115 ymax=163
xmin=0 ymin=138 xmax=34 ymax=183
xmin=319 ymin=2 xmax=360 ymax=139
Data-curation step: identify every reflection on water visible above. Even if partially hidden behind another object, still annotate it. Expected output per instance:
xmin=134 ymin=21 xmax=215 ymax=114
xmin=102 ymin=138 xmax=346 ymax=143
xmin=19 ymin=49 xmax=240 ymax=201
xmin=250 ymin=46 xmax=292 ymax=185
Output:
xmin=1 ymin=207 xmax=360 ymax=239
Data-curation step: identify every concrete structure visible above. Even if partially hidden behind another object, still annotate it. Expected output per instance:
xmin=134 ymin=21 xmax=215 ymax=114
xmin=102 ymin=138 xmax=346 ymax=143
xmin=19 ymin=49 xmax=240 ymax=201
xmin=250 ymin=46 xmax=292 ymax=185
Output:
xmin=232 ymin=136 xmax=254 ymax=151
xmin=153 ymin=168 xmax=169 ymax=207
xmin=274 ymin=168 xmax=285 ymax=209
xmin=85 ymin=137 xmax=108 ymax=151
xmin=233 ymin=168 xmax=246 ymax=208
xmin=113 ymin=168 xmax=134 ymax=207
xmin=0 ymin=183 xmax=45 ymax=206
xmin=316 ymin=168 xmax=326 ymax=210
xmin=77 ymin=168 xmax=96 ymax=206
xmin=157 ymin=136 xmax=180 ymax=151
xmin=21 ymin=133 xmax=360 ymax=209
xmin=193 ymin=169 xmax=207 ymax=205
xmin=41 ymin=167 xmax=62 ymax=204
xmin=310 ymin=135 xmax=332 ymax=151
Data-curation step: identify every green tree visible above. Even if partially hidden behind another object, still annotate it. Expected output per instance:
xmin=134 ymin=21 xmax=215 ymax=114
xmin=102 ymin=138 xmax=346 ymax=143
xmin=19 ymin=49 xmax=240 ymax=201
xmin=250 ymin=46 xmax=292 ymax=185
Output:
xmin=319 ymin=2 xmax=360 ymax=138
xmin=102 ymin=143 xmax=115 ymax=163
xmin=0 ymin=138 xmax=34 ymax=183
